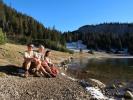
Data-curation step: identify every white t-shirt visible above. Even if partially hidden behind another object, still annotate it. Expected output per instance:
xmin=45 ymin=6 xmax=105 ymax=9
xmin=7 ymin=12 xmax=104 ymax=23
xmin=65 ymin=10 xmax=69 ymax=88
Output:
xmin=36 ymin=52 xmax=44 ymax=61
xmin=24 ymin=51 xmax=36 ymax=59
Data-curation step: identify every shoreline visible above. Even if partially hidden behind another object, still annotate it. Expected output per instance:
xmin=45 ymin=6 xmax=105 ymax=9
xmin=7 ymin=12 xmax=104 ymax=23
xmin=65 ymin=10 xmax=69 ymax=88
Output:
xmin=60 ymin=57 xmax=133 ymax=100
xmin=0 ymin=43 xmax=133 ymax=99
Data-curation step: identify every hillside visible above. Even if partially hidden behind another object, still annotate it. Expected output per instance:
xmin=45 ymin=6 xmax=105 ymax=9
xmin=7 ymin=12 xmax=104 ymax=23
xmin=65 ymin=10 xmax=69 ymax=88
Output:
xmin=0 ymin=0 xmax=67 ymax=52
xmin=78 ymin=23 xmax=133 ymax=35
xmin=64 ymin=23 xmax=133 ymax=54
xmin=0 ymin=43 xmax=72 ymax=66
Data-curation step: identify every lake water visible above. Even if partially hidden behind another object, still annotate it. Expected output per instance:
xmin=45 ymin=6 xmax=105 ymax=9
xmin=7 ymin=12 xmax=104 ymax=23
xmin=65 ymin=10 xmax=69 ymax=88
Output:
xmin=67 ymin=58 xmax=133 ymax=84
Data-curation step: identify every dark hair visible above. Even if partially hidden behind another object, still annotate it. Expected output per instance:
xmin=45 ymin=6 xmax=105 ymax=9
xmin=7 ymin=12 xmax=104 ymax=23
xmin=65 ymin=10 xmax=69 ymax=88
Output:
xmin=45 ymin=50 xmax=51 ymax=57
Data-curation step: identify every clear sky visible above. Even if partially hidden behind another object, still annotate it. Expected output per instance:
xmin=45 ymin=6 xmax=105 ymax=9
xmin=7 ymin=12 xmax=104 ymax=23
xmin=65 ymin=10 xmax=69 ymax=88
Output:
xmin=3 ymin=0 xmax=133 ymax=32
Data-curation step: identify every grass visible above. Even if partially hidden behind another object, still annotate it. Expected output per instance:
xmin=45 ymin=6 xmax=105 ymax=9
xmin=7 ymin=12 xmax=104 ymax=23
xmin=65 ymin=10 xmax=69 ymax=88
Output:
xmin=0 ymin=72 xmax=6 ymax=77
xmin=0 ymin=43 xmax=91 ymax=66
xmin=0 ymin=43 xmax=74 ymax=65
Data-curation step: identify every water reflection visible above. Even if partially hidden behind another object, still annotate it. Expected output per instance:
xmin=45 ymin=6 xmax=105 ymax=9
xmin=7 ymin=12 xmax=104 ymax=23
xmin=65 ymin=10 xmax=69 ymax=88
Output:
xmin=67 ymin=58 xmax=133 ymax=84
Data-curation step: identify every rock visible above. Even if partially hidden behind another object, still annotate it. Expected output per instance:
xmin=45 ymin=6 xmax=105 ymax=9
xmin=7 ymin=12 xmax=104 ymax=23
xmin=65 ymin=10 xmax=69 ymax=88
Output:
xmin=124 ymin=91 xmax=133 ymax=99
xmin=60 ymin=61 xmax=66 ymax=66
xmin=26 ymin=91 xmax=33 ymax=95
xmin=57 ymin=63 xmax=61 ymax=67
xmin=114 ymin=92 xmax=123 ymax=98
xmin=79 ymin=80 xmax=92 ymax=88
xmin=118 ymin=82 xmax=127 ymax=88
xmin=120 ymin=82 xmax=127 ymax=86
xmin=59 ymin=67 xmax=62 ymax=70
xmin=85 ymin=70 xmax=90 ymax=73
xmin=63 ymin=65 xmax=68 ymax=71
xmin=126 ymin=88 xmax=133 ymax=92
xmin=121 ymin=98 xmax=125 ymax=100
xmin=64 ymin=59 xmax=69 ymax=64
xmin=108 ymin=84 xmax=117 ymax=89
xmin=89 ymin=78 xmax=106 ymax=88
xmin=118 ymin=84 xmax=123 ymax=88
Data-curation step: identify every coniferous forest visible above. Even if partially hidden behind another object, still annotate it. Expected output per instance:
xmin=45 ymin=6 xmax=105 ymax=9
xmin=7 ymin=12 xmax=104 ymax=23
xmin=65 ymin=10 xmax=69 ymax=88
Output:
xmin=0 ymin=0 xmax=70 ymax=53
xmin=1 ymin=0 xmax=133 ymax=54
xmin=63 ymin=23 xmax=133 ymax=54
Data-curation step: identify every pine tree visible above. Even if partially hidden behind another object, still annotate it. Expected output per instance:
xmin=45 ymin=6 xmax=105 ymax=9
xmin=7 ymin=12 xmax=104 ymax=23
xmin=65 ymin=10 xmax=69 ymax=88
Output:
xmin=0 ymin=28 xmax=6 ymax=44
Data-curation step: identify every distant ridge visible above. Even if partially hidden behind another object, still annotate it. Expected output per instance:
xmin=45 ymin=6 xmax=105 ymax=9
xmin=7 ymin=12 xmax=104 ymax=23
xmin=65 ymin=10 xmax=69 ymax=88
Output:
xmin=64 ymin=23 xmax=133 ymax=54
xmin=77 ymin=23 xmax=133 ymax=35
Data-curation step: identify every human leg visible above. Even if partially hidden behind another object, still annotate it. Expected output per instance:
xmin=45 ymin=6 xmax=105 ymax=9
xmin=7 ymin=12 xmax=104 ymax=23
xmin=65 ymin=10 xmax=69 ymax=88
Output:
xmin=23 ymin=60 xmax=31 ymax=77
xmin=41 ymin=61 xmax=52 ymax=73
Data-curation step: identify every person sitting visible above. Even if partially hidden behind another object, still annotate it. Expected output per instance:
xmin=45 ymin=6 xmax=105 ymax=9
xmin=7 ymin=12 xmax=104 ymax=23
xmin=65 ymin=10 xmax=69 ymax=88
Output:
xmin=23 ymin=44 xmax=50 ymax=77
xmin=35 ymin=45 xmax=54 ymax=77
xmin=42 ymin=50 xmax=59 ymax=77
xmin=33 ymin=45 xmax=52 ymax=77
xmin=36 ymin=45 xmax=45 ymax=61
xmin=23 ymin=44 xmax=37 ymax=77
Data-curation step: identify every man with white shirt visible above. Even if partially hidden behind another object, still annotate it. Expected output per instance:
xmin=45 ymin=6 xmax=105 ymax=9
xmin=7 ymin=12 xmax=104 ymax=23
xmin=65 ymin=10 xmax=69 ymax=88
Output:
xmin=23 ymin=44 xmax=39 ymax=77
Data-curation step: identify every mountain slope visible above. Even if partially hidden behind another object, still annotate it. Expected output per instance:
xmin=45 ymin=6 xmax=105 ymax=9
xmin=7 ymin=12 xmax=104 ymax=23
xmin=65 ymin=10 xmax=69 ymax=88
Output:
xmin=78 ymin=23 xmax=133 ymax=35
xmin=64 ymin=23 xmax=133 ymax=54
xmin=0 ymin=0 xmax=67 ymax=51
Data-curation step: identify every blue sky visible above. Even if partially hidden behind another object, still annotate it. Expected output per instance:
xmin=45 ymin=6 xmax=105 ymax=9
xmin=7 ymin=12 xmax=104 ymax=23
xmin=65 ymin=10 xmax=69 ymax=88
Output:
xmin=4 ymin=0 xmax=133 ymax=32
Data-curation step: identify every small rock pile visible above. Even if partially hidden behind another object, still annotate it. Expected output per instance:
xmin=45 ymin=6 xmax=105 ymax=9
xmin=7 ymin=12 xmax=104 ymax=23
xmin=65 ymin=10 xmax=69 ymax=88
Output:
xmin=105 ymin=81 xmax=133 ymax=99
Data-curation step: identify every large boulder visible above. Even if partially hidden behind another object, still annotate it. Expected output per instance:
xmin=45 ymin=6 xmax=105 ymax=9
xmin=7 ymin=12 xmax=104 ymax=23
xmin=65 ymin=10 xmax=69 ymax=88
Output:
xmin=88 ymin=78 xmax=106 ymax=88
xmin=124 ymin=91 xmax=133 ymax=99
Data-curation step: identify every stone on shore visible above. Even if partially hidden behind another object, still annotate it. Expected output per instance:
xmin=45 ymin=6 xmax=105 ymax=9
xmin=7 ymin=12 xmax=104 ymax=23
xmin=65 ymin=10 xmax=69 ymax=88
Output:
xmin=88 ymin=78 xmax=106 ymax=88
xmin=124 ymin=91 xmax=133 ymax=99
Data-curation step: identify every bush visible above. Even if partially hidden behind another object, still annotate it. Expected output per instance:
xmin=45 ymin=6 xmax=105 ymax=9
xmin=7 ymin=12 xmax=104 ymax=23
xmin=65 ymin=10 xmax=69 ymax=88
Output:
xmin=0 ymin=28 xmax=6 ymax=44
xmin=19 ymin=37 xmax=28 ymax=45
xmin=32 ymin=39 xmax=74 ymax=54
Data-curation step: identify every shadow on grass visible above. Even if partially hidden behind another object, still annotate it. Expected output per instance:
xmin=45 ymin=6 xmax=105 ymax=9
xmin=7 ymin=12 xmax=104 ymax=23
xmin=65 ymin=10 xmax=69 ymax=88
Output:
xmin=0 ymin=65 xmax=24 ymax=77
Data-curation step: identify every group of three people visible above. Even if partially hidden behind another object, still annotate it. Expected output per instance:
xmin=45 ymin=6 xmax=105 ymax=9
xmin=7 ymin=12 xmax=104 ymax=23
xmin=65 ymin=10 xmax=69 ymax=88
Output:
xmin=23 ymin=44 xmax=58 ymax=78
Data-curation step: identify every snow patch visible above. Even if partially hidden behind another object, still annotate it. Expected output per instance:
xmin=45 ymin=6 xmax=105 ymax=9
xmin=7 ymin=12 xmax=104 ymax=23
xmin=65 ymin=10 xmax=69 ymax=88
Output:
xmin=61 ymin=72 xmax=114 ymax=100
xmin=66 ymin=40 xmax=89 ymax=52
xmin=86 ymin=87 xmax=111 ymax=100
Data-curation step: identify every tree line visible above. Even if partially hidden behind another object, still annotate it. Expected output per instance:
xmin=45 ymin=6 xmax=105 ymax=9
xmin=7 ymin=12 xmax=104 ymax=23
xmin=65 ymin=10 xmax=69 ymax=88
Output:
xmin=1 ymin=0 xmax=133 ymax=54
xmin=0 ymin=0 xmax=72 ymax=53
xmin=63 ymin=23 xmax=133 ymax=54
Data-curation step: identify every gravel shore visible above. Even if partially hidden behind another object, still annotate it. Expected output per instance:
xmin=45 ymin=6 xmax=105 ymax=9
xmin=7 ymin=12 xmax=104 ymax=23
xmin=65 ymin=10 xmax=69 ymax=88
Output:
xmin=2 ymin=43 xmax=133 ymax=100
xmin=0 ymin=73 xmax=90 ymax=100
xmin=0 ymin=43 xmax=91 ymax=100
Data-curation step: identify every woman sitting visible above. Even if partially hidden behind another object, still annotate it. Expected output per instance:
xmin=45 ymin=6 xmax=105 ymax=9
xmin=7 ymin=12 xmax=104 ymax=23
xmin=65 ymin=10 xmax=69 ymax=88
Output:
xmin=42 ymin=50 xmax=59 ymax=77
xmin=33 ymin=45 xmax=52 ymax=77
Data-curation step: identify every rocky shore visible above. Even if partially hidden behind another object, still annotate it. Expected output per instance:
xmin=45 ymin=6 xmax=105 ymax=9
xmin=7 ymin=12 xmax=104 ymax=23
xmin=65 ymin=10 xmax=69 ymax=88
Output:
xmin=0 ymin=43 xmax=133 ymax=100
xmin=0 ymin=73 xmax=91 ymax=100
xmin=60 ymin=57 xmax=133 ymax=100
xmin=105 ymin=80 xmax=133 ymax=99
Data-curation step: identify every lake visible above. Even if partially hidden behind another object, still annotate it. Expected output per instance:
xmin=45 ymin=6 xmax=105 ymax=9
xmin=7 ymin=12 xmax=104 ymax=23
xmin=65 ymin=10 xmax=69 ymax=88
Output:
xmin=67 ymin=58 xmax=133 ymax=84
